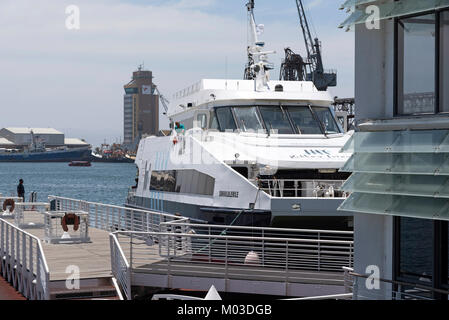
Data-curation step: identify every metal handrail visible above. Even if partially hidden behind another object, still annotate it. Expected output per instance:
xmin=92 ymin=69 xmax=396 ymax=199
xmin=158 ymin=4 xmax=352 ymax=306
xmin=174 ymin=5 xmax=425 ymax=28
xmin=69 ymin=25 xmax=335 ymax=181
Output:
xmin=49 ymin=196 xmax=183 ymax=233
xmin=160 ymin=221 xmax=353 ymax=236
xmin=0 ymin=218 xmax=50 ymax=300
xmin=344 ymin=268 xmax=449 ymax=300
xmin=109 ymin=233 xmax=131 ymax=300
xmin=112 ymin=228 xmax=354 ymax=285
xmin=251 ymin=179 xmax=347 ymax=198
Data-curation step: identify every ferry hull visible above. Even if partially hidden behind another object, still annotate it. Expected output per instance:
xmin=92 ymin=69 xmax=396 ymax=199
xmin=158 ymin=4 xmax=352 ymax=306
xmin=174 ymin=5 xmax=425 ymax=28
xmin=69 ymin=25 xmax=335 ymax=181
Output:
xmin=126 ymin=195 xmax=352 ymax=229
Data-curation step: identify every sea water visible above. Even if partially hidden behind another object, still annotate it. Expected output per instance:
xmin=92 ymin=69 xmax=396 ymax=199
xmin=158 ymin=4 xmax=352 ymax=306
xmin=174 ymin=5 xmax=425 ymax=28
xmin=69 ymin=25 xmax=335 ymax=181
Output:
xmin=0 ymin=162 xmax=136 ymax=206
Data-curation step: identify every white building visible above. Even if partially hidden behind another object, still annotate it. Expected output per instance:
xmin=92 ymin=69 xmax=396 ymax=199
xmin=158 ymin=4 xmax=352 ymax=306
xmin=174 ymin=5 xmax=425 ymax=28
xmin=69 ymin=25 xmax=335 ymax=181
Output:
xmin=338 ymin=0 xmax=449 ymax=299
xmin=0 ymin=128 xmax=89 ymax=149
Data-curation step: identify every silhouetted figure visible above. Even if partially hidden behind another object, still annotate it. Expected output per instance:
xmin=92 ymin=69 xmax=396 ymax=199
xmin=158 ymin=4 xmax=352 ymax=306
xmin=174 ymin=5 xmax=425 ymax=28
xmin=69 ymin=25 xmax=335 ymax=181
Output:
xmin=17 ymin=179 xmax=25 ymax=201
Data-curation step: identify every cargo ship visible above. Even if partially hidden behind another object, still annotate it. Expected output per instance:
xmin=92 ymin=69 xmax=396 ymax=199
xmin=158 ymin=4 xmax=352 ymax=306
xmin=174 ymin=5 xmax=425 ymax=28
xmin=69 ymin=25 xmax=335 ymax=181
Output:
xmin=0 ymin=130 xmax=91 ymax=162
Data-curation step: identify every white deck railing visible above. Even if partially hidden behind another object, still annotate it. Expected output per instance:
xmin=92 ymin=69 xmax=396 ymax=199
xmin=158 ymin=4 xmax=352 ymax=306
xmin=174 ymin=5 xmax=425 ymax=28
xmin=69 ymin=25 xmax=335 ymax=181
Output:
xmin=252 ymin=179 xmax=347 ymax=198
xmin=0 ymin=218 xmax=50 ymax=300
xmin=48 ymin=196 xmax=184 ymax=233
xmin=110 ymin=233 xmax=131 ymax=300
xmin=111 ymin=225 xmax=354 ymax=296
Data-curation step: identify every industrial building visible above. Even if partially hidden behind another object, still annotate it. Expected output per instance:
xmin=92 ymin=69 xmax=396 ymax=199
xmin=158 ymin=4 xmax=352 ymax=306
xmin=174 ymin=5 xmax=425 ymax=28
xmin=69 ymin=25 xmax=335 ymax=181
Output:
xmin=0 ymin=127 xmax=89 ymax=149
xmin=123 ymin=66 xmax=159 ymax=149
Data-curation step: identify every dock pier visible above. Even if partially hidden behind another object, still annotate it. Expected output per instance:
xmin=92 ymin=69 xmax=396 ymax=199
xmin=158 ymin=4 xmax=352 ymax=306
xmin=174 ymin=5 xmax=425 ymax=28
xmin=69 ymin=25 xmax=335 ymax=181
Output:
xmin=0 ymin=196 xmax=354 ymax=300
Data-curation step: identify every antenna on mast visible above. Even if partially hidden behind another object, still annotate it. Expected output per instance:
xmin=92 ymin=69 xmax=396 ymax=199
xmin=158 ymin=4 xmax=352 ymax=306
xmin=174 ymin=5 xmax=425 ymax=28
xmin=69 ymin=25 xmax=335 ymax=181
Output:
xmin=243 ymin=0 xmax=275 ymax=92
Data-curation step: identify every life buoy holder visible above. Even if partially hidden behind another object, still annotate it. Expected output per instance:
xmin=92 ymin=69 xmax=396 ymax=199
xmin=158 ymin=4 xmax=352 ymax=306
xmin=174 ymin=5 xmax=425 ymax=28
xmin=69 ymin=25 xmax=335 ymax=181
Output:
xmin=2 ymin=199 xmax=15 ymax=213
xmin=61 ymin=213 xmax=80 ymax=232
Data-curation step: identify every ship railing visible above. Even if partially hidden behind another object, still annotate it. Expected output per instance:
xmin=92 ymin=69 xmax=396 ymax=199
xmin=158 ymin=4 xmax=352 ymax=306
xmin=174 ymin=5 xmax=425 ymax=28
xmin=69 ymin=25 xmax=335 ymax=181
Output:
xmin=250 ymin=179 xmax=348 ymax=198
xmin=343 ymin=268 xmax=449 ymax=300
xmin=48 ymin=196 xmax=185 ymax=234
xmin=0 ymin=218 xmax=50 ymax=300
xmin=110 ymin=227 xmax=354 ymax=292
xmin=157 ymin=221 xmax=354 ymax=268
xmin=110 ymin=232 xmax=131 ymax=300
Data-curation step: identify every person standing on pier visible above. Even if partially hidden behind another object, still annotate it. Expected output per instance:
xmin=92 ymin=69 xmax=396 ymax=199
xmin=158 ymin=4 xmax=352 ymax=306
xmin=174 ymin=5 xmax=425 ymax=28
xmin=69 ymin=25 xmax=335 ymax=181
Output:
xmin=17 ymin=179 xmax=25 ymax=201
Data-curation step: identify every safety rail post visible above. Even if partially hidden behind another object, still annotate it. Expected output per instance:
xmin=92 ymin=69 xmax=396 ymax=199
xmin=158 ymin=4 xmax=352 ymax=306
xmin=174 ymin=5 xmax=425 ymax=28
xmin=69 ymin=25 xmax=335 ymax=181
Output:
xmin=317 ymin=232 xmax=321 ymax=272
xmin=225 ymin=239 xmax=228 ymax=287
xmin=353 ymin=276 xmax=359 ymax=300
xmin=285 ymin=240 xmax=289 ymax=285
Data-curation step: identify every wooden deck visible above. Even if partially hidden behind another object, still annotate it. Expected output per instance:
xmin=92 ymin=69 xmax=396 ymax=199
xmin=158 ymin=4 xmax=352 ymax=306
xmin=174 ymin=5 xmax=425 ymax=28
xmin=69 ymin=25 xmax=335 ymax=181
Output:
xmin=8 ymin=211 xmax=349 ymax=298
xmin=14 ymin=211 xmax=112 ymax=281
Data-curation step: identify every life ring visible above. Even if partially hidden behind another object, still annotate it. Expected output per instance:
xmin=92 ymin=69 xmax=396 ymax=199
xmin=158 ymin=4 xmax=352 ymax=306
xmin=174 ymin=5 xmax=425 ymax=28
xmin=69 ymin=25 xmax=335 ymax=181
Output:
xmin=61 ymin=213 xmax=80 ymax=232
xmin=2 ymin=199 xmax=15 ymax=213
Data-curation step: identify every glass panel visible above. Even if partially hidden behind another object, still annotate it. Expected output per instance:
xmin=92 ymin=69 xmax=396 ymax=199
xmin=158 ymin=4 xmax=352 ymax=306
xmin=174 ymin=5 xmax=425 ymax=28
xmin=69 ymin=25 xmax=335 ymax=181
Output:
xmin=397 ymin=14 xmax=435 ymax=114
xmin=215 ymin=107 xmax=237 ymax=132
xmin=342 ymin=172 xmax=449 ymax=198
xmin=397 ymin=13 xmax=436 ymax=115
xmin=348 ymin=131 xmax=449 ymax=153
xmin=338 ymin=192 xmax=449 ymax=220
xmin=391 ymin=130 xmax=449 ymax=152
xmin=340 ymin=135 xmax=354 ymax=154
xmin=399 ymin=217 xmax=434 ymax=283
xmin=286 ymin=107 xmax=322 ymax=134
xmin=196 ymin=114 xmax=207 ymax=129
xmin=313 ymin=107 xmax=342 ymax=134
xmin=259 ymin=106 xmax=294 ymax=134
xmin=441 ymin=11 xmax=449 ymax=112
xmin=340 ymin=0 xmax=378 ymax=9
xmin=341 ymin=152 xmax=449 ymax=175
xmin=150 ymin=170 xmax=176 ymax=192
xmin=338 ymin=192 xmax=394 ymax=214
xmin=339 ymin=0 xmax=449 ymax=28
xmin=210 ymin=111 xmax=219 ymax=130
xmin=233 ymin=107 xmax=264 ymax=132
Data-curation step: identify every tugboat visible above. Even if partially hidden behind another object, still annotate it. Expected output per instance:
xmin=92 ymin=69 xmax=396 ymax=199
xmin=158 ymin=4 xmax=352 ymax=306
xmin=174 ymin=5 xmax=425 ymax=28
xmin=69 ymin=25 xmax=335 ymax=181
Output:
xmin=68 ymin=161 xmax=91 ymax=167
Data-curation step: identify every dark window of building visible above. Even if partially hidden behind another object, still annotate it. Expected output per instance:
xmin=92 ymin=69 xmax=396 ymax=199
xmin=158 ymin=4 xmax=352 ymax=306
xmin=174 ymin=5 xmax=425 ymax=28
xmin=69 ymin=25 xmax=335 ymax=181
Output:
xmin=399 ymin=217 xmax=434 ymax=283
xmin=216 ymin=107 xmax=237 ymax=132
xmin=397 ymin=13 xmax=436 ymax=115
xmin=441 ymin=11 xmax=449 ymax=112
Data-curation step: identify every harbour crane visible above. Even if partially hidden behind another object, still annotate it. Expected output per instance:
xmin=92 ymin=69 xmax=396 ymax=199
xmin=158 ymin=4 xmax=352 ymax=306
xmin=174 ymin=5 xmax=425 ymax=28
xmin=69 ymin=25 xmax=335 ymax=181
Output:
xmin=280 ymin=0 xmax=337 ymax=91
xmin=154 ymin=86 xmax=169 ymax=115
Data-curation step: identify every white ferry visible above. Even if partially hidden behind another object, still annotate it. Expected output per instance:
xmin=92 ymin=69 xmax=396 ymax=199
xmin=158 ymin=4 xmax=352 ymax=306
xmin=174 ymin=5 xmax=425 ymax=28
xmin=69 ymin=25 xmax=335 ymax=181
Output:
xmin=127 ymin=1 xmax=353 ymax=229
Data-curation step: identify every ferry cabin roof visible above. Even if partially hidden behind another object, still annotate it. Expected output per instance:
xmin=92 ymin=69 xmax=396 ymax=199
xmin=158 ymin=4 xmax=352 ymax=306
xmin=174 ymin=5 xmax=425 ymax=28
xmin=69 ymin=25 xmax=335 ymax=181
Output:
xmin=167 ymin=79 xmax=335 ymax=117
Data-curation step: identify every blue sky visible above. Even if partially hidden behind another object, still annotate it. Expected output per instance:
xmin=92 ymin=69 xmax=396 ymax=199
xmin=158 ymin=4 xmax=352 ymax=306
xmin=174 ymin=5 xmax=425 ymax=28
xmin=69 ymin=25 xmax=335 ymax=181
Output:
xmin=0 ymin=0 xmax=353 ymax=146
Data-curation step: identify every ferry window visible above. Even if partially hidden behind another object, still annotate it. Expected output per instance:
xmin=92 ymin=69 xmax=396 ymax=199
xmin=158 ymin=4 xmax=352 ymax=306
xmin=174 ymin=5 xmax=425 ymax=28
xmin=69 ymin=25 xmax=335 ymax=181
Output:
xmin=286 ymin=107 xmax=322 ymax=134
xmin=210 ymin=111 xmax=219 ymax=130
xmin=313 ymin=107 xmax=342 ymax=134
xmin=441 ymin=11 xmax=449 ymax=112
xmin=399 ymin=217 xmax=434 ymax=283
xmin=216 ymin=107 xmax=237 ymax=131
xmin=397 ymin=14 xmax=436 ymax=114
xmin=259 ymin=106 xmax=294 ymax=134
xmin=150 ymin=170 xmax=176 ymax=192
xmin=196 ymin=113 xmax=208 ymax=129
xmin=233 ymin=107 xmax=264 ymax=132
xmin=151 ymin=169 xmax=214 ymax=196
